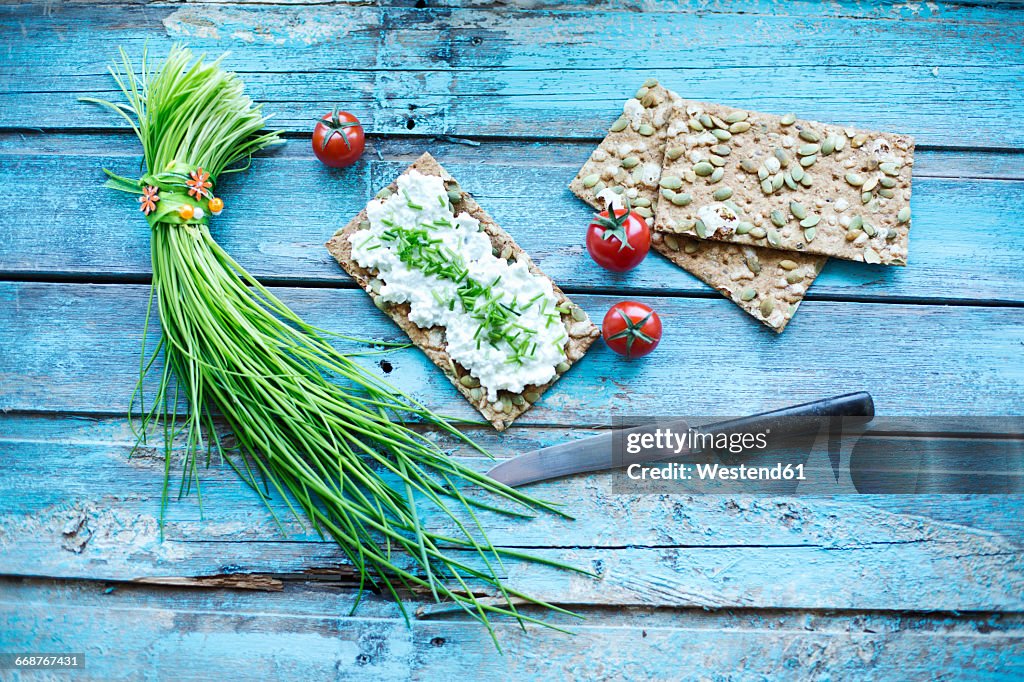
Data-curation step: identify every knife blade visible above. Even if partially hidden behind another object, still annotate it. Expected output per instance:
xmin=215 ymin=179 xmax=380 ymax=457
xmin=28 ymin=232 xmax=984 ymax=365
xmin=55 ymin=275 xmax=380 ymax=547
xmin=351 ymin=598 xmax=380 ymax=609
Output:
xmin=486 ymin=392 xmax=875 ymax=487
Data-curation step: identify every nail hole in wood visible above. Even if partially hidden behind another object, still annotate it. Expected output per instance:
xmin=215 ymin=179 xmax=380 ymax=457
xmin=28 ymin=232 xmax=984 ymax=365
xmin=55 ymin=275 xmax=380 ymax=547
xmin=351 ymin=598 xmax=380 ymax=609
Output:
xmin=406 ymin=119 xmax=416 ymax=130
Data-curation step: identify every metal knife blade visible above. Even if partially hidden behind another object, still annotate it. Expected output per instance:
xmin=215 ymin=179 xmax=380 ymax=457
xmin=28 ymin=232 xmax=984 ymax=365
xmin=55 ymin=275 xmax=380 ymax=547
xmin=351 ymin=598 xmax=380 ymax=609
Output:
xmin=486 ymin=392 xmax=874 ymax=487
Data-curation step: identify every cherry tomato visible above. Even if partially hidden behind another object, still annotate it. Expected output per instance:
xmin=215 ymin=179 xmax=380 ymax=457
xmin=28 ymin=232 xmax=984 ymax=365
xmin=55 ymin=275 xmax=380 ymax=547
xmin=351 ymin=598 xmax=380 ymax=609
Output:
xmin=602 ymin=301 xmax=662 ymax=358
xmin=312 ymin=110 xmax=365 ymax=168
xmin=585 ymin=200 xmax=650 ymax=272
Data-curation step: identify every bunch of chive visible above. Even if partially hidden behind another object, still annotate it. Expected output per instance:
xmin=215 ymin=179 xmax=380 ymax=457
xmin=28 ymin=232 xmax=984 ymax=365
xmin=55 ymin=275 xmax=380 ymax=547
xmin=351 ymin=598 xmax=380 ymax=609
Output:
xmin=83 ymin=45 xmax=586 ymax=647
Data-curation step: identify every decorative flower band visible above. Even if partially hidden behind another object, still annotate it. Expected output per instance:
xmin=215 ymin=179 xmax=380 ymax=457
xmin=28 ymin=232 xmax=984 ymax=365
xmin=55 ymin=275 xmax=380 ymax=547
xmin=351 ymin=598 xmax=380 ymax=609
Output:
xmin=103 ymin=160 xmax=225 ymax=228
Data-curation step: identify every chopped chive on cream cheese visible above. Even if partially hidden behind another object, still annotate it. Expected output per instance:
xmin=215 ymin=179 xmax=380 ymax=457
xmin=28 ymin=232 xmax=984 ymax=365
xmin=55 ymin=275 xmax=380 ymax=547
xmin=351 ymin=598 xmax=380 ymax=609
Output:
xmin=350 ymin=170 xmax=567 ymax=401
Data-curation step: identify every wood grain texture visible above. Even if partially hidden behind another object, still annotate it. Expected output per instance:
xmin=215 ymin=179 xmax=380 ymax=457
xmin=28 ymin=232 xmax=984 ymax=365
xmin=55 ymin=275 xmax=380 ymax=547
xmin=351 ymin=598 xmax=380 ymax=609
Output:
xmin=2 ymin=282 xmax=1023 ymax=421
xmin=2 ymin=137 xmax=1023 ymax=304
xmin=2 ymin=578 xmax=1020 ymax=681
xmin=1 ymin=3 xmax=1022 ymax=147
xmin=1 ymin=413 xmax=1021 ymax=613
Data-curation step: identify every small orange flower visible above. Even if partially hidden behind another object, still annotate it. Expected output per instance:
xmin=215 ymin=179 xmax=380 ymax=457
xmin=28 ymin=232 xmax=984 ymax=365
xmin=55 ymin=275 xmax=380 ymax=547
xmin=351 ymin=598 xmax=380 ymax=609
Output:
xmin=139 ymin=185 xmax=160 ymax=215
xmin=186 ymin=167 xmax=213 ymax=199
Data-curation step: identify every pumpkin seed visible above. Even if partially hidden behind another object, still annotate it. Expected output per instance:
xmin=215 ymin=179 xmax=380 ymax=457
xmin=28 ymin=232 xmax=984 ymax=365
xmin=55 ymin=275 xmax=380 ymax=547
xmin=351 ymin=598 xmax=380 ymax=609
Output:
xmin=862 ymin=221 xmax=876 ymax=237
xmin=500 ymin=245 xmax=513 ymax=260
xmin=460 ymin=375 xmax=480 ymax=388
xmin=621 ymin=156 xmax=640 ymax=169
xmin=798 ymin=129 xmax=820 ymax=143
xmin=767 ymin=228 xmax=781 ymax=247
xmin=593 ymin=181 xmax=606 ymax=194
xmin=745 ymin=254 xmax=761 ymax=274
xmin=709 ymin=155 xmax=726 ymax=167
xmin=784 ymin=173 xmax=798 ymax=190
xmin=666 ymin=146 xmax=684 ymax=160
xmin=799 ymin=155 xmax=816 ymax=167
xmin=760 ymin=179 xmax=773 ymax=194
xmin=849 ymin=215 xmax=864 ymax=231
xmin=711 ymin=144 xmax=731 ymax=156
xmin=845 ymin=172 xmax=865 ymax=187
xmin=758 ymin=166 xmax=770 ymax=181
xmin=804 ymin=227 xmax=817 ymax=242
xmin=741 ymin=158 xmax=759 ymax=173
xmin=660 ymin=188 xmax=676 ymax=201
xmin=376 ymin=188 xmax=394 ymax=200
xmin=765 ymin=156 xmax=781 ymax=174
xmin=760 ymin=297 xmax=775 ymax=317
xmin=683 ymin=239 xmax=700 ymax=254
xmin=774 ymin=148 xmax=790 ymax=168
xmin=863 ymin=247 xmax=882 ymax=264
xmin=641 ymin=92 xmax=659 ymax=108
xmin=878 ymin=188 xmax=895 ymax=199
xmin=671 ymin=192 xmax=693 ymax=206
xmin=898 ymin=206 xmax=911 ymax=223
xmin=862 ymin=175 xmax=879 ymax=192
xmin=661 ymin=174 xmax=684 ymax=188
xmin=834 ymin=135 xmax=847 ymax=152
xmin=512 ymin=394 xmax=526 ymax=407
xmin=692 ymin=163 xmax=714 ymax=177
xmin=664 ymin=234 xmax=680 ymax=251
xmin=845 ymin=231 xmax=859 ymax=242
xmin=740 ymin=287 xmax=757 ymax=301
xmin=880 ymin=162 xmax=899 ymax=176
xmin=610 ymin=117 xmax=628 ymax=133
xmin=638 ymin=124 xmax=655 ymax=136
xmin=643 ymin=77 xmax=659 ymax=88
xmin=634 ymin=197 xmax=652 ymax=208
xmin=730 ymin=121 xmax=751 ymax=133
xmin=785 ymin=270 xmax=803 ymax=284
xmin=820 ymin=136 xmax=836 ymax=155
xmin=771 ymin=173 xmax=785 ymax=191
xmin=790 ymin=165 xmax=805 ymax=182
xmin=862 ymin=191 xmax=872 ymax=205
xmin=726 ymin=110 xmax=748 ymax=123
xmin=879 ymin=176 xmax=897 ymax=189
xmin=712 ymin=129 xmax=732 ymax=141
xmin=780 ymin=259 xmax=798 ymax=270
xmin=571 ymin=306 xmax=587 ymax=322
xmin=713 ymin=187 xmax=733 ymax=201
xmin=447 ymin=189 xmax=462 ymax=203
xmin=556 ymin=361 xmax=570 ymax=373
xmin=886 ymin=229 xmax=898 ymax=242
xmin=635 ymin=206 xmax=653 ymax=218
xmin=373 ymin=296 xmax=389 ymax=311
xmin=750 ymin=227 xmax=767 ymax=239
xmin=710 ymin=167 xmax=725 ymax=183
xmin=582 ymin=173 xmax=600 ymax=188
xmin=798 ymin=143 xmax=820 ymax=156
xmin=688 ymin=118 xmax=704 ymax=132
xmin=368 ymin=277 xmax=382 ymax=293
xmin=790 ymin=201 xmax=807 ymax=220
xmin=800 ymin=173 xmax=813 ymax=187
xmin=711 ymin=115 xmax=729 ymax=129
xmin=736 ymin=221 xmax=754 ymax=235
xmin=470 ymin=387 xmax=483 ymax=402
xmin=635 ymin=86 xmax=650 ymax=99
xmin=780 ymin=113 xmax=796 ymax=126
xmin=695 ymin=220 xmax=709 ymax=238
xmin=852 ymin=133 xmax=868 ymax=148
xmin=699 ymin=114 xmax=714 ymax=129
xmin=800 ymin=215 xmax=820 ymax=228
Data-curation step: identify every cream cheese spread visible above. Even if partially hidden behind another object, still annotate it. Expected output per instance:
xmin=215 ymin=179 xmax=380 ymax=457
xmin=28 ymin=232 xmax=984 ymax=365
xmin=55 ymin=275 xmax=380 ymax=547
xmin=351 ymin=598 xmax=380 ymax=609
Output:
xmin=350 ymin=170 xmax=567 ymax=400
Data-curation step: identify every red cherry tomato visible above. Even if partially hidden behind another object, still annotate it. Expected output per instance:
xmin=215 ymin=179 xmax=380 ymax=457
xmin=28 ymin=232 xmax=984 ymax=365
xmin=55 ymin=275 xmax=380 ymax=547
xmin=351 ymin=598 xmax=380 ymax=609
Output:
xmin=602 ymin=301 xmax=662 ymax=358
xmin=585 ymin=202 xmax=650 ymax=272
xmin=312 ymin=110 xmax=365 ymax=168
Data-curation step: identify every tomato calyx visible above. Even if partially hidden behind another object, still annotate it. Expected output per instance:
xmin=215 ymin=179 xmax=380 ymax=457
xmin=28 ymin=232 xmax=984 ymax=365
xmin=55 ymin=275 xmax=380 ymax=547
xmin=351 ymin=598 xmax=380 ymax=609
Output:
xmin=593 ymin=198 xmax=636 ymax=252
xmin=607 ymin=308 xmax=656 ymax=357
xmin=316 ymin=110 xmax=361 ymax=152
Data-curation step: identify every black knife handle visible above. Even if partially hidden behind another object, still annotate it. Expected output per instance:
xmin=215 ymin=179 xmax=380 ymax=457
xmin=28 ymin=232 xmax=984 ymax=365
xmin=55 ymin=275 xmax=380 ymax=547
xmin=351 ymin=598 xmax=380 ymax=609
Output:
xmin=693 ymin=391 xmax=874 ymax=447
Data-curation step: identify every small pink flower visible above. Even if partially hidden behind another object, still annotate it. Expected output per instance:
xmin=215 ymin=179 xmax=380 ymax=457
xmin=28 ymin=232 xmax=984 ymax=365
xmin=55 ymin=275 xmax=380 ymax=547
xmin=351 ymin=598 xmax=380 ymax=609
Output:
xmin=139 ymin=185 xmax=159 ymax=215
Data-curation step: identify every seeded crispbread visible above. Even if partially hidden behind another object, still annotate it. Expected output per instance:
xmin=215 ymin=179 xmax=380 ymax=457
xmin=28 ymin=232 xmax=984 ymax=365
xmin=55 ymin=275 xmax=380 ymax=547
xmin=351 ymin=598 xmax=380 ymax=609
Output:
xmin=653 ymin=100 xmax=915 ymax=265
xmin=569 ymin=81 xmax=825 ymax=332
xmin=327 ymin=152 xmax=599 ymax=431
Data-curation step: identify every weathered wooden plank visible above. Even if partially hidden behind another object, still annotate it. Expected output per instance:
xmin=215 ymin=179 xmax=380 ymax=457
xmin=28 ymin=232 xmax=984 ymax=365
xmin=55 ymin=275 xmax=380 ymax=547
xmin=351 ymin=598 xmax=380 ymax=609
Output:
xmin=2 ymin=140 xmax=1023 ymax=304
xmin=2 ymin=282 xmax=1022 ymax=421
xmin=1 ymin=414 xmax=1022 ymax=611
xmin=2 ymin=579 xmax=1020 ymax=682
xmin=1 ymin=3 xmax=1021 ymax=147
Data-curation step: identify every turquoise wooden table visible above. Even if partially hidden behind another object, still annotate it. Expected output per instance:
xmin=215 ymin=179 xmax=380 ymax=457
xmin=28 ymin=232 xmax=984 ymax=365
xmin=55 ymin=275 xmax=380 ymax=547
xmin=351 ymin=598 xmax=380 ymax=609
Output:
xmin=1 ymin=1 xmax=1023 ymax=679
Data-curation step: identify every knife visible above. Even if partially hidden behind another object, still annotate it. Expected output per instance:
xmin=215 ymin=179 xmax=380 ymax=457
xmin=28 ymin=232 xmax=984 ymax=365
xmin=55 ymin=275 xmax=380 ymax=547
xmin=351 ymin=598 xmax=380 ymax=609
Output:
xmin=486 ymin=392 xmax=875 ymax=487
